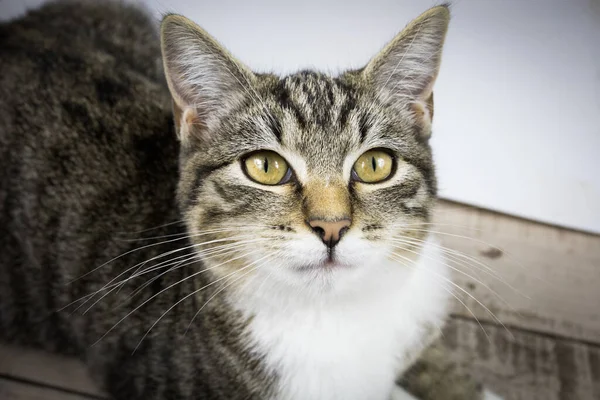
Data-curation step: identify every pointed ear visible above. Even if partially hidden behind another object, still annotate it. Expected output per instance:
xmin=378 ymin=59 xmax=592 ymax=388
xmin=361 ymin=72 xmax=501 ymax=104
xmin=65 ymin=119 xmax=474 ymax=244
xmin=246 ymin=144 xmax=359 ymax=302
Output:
xmin=363 ymin=5 xmax=450 ymax=138
xmin=160 ymin=15 xmax=255 ymax=144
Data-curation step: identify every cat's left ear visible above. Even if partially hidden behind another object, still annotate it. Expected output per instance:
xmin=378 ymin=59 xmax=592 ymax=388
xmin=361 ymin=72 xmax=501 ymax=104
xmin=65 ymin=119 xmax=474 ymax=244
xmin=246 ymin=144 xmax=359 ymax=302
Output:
xmin=160 ymin=14 xmax=256 ymax=145
xmin=363 ymin=5 xmax=450 ymax=138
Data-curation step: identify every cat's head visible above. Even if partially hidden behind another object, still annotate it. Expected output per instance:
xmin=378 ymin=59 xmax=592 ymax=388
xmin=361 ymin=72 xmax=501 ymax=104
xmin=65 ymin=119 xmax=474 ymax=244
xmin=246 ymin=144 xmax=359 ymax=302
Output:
xmin=160 ymin=6 xmax=449 ymax=298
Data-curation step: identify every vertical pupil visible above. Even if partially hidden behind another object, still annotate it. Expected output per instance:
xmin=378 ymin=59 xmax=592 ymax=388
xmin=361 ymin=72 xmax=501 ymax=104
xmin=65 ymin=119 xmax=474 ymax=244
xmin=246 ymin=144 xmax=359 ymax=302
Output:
xmin=371 ymin=156 xmax=376 ymax=172
xmin=264 ymin=157 xmax=269 ymax=173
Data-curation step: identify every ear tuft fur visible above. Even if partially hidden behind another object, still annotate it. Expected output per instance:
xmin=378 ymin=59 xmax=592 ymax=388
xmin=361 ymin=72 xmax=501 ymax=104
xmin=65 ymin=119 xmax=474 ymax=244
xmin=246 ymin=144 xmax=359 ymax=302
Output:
xmin=363 ymin=5 xmax=450 ymax=138
xmin=160 ymin=14 xmax=256 ymax=143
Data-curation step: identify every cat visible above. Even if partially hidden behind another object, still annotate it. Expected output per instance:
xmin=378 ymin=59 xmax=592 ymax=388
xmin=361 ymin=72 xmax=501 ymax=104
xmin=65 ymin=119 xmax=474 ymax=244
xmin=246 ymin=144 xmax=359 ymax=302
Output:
xmin=0 ymin=0 xmax=483 ymax=399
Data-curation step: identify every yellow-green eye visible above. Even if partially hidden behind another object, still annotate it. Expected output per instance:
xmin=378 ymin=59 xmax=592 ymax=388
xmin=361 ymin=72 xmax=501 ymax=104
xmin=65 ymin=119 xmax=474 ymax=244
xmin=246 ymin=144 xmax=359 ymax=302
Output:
xmin=243 ymin=151 xmax=291 ymax=185
xmin=352 ymin=150 xmax=394 ymax=183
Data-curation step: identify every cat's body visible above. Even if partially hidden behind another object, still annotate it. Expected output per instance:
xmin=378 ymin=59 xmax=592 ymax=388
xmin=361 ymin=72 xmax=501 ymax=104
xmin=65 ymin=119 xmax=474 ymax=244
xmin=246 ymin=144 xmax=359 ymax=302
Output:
xmin=0 ymin=2 xmax=272 ymax=397
xmin=0 ymin=1 xmax=483 ymax=399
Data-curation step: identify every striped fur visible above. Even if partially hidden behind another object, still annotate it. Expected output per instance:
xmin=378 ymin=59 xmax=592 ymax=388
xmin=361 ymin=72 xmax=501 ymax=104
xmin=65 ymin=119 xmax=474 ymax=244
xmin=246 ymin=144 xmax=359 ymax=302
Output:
xmin=0 ymin=1 xmax=482 ymax=399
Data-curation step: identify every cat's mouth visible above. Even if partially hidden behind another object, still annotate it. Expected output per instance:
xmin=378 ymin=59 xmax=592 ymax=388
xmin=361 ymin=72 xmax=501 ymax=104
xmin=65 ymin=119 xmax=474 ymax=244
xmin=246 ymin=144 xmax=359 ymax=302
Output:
xmin=296 ymin=258 xmax=350 ymax=272
xmin=323 ymin=259 xmax=345 ymax=269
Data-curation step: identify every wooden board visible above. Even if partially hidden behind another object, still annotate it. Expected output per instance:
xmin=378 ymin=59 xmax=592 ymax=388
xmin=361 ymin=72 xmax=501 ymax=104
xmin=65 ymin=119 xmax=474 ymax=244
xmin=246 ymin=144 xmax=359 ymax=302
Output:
xmin=0 ymin=344 xmax=104 ymax=398
xmin=443 ymin=317 xmax=600 ymax=400
xmin=0 ymin=378 xmax=96 ymax=400
xmin=434 ymin=200 xmax=600 ymax=344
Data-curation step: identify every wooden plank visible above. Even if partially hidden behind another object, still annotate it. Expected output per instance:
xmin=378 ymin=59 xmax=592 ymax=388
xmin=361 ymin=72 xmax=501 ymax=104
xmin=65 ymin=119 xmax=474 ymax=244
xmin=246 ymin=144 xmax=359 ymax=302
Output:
xmin=0 ymin=376 xmax=97 ymax=400
xmin=433 ymin=200 xmax=600 ymax=344
xmin=442 ymin=317 xmax=600 ymax=400
xmin=0 ymin=344 xmax=104 ymax=398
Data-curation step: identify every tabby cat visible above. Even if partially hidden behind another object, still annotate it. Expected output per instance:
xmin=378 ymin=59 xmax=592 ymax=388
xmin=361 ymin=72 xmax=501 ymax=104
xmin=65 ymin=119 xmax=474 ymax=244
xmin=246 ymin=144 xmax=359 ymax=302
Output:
xmin=0 ymin=1 xmax=482 ymax=399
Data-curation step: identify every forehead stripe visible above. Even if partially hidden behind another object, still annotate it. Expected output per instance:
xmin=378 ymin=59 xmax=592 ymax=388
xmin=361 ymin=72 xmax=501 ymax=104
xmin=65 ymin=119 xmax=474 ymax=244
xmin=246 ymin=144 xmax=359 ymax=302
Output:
xmin=274 ymin=81 xmax=307 ymax=130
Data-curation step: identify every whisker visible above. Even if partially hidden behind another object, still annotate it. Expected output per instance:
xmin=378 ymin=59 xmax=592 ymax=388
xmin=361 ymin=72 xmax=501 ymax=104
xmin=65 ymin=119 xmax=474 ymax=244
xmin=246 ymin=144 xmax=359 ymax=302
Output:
xmin=391 ymin=250 xmax=513 ymax=339
xmin=61 ymin=237 xmax=267 ymax=313
xmin=119 ymin=240 xmax=271 ymax=308
xmin=184 ymin=253 xmax=278 ymax=335
xmin=389 ymin=241 xmax=517 ymax=315
xmin=92 ymin=234 xmax=257 ymax=291
xmin=91 ymin=248 xmax=265 ymax=347
xmin=389 ymin=253 xmax=491 ymax=341
xmin=397 ymin=227 xmax=537 ymax=280
xmin=115 ymin=236 xmax=268 ymax=291
xmin=115 ymin=223 xmax=277 ymax=242
xmin=76 ymin=238 xmax=270 ymax=314
xmin=114 ymin=219 xmax=186 ymax=235
xmin=60 ymin=253 xmax=200 ymax=314
xmin=390 ymin=236 xmax=504 ymax=283
xmin=398 ymin=228 xmax=510 ymax=260
xmin=68 ymin=227 xmax=260 ymax=284
xmin=132 ymin=252 xmax=276 ymax=354
xmin=390 ymin=235 xmax=527 ymax=299
xmin=388 ymin=221 xmax=485 ymax=233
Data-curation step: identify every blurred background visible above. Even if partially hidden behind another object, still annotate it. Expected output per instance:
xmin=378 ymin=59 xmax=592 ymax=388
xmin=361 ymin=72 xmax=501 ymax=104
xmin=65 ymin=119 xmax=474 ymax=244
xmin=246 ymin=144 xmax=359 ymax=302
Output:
xmin=0 ymin=1 xmax=599 ymax=399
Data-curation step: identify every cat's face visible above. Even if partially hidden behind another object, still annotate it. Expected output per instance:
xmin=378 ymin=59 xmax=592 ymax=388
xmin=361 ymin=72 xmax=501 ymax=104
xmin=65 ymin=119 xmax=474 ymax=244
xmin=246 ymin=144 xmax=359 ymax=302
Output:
xmin=161 ymin=6 xmax=449 ymax=295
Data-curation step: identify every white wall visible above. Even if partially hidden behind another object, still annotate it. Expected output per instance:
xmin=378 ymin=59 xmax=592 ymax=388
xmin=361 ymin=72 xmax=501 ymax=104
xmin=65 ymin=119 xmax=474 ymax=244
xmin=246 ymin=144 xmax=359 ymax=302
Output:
xmin=2 ymin=0 xmax=599 ymax=233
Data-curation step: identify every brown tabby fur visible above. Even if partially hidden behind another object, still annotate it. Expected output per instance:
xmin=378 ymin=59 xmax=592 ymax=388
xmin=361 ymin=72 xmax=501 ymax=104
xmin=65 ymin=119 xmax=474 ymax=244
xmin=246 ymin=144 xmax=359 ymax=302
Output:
xmin=0 ymin=1 xmax=481 ymax=399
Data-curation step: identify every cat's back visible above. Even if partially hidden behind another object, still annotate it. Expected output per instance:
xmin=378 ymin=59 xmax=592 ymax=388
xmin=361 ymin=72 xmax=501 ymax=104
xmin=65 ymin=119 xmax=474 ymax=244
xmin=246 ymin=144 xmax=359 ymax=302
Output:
xmin=0 ymin=0 xmax=163 ymax=83
xmin=0 ymin=0 xmax=170 ymax=150
xmin=0 ymin=0 xmax=177 ymax=219
xmin=0 ymin=0 xmax=181 ymax=348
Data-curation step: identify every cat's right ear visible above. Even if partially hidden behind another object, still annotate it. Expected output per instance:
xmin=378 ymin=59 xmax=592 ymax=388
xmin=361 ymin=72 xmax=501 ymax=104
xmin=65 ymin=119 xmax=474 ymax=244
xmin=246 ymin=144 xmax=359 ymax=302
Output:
xmin=160 ymin=15 xmax=255 ymax=145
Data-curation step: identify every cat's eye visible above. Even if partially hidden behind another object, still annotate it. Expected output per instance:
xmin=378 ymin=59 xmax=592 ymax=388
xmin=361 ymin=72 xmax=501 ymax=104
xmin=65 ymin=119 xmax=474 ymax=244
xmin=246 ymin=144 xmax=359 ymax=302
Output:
xmin=352 ymin=149 xmax=394 ymax=183
xmin=243 ymin=151 xmax=292 ymax=185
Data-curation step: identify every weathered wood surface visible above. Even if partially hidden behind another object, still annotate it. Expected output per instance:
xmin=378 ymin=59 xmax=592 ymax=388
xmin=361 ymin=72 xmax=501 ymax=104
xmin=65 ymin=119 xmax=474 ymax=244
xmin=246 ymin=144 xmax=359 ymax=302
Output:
xmin=434 ymin=200 xmax=600 ymax=345
xmin=444 ymin=318 xmax=600 ymax=400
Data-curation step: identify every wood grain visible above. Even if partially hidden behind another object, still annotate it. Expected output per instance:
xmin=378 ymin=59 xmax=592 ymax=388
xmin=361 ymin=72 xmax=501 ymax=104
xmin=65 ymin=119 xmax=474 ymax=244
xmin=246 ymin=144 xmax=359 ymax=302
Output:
xmin=443 ymin=317 xmax=600 ymax=400
xmin=434 ymin=200 xmax=600 ymax=344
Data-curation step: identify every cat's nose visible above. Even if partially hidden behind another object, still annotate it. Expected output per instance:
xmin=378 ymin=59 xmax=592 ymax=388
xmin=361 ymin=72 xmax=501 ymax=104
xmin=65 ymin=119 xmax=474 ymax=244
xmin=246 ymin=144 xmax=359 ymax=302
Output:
xmin=309 ymin=219 xmax=351 ymax=248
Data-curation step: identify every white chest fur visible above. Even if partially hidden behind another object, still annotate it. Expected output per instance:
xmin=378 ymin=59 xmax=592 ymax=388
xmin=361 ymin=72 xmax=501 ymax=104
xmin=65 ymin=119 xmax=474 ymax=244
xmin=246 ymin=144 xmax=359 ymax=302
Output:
xmin=233 ymin=236 xmax=450 ymax=400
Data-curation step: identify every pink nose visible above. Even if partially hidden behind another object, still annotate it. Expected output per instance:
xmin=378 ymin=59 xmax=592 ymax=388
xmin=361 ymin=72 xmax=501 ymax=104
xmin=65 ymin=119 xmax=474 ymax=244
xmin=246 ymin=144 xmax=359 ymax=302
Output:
xmin=309 ymin=219 xmax=351 ymax=248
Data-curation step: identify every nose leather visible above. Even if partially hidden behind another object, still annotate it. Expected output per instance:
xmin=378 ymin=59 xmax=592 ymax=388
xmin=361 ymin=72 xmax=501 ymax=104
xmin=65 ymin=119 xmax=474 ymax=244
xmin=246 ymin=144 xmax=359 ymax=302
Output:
xmin=309 ymin=219 xmax=351 ymax=247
